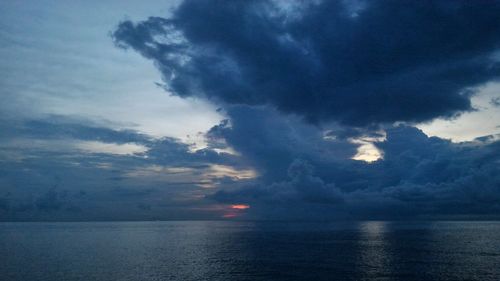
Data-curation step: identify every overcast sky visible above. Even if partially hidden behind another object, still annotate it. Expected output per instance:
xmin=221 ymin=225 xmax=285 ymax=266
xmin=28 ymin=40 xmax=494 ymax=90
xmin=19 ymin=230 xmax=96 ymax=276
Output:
xmin=1 ymin=0 xmax=500 ymax=221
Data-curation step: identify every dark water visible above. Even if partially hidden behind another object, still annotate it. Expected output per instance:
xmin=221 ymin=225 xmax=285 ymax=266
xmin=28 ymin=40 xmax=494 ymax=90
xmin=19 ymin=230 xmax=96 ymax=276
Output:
xmin=1 ymin=221 xmax=500 ymax=281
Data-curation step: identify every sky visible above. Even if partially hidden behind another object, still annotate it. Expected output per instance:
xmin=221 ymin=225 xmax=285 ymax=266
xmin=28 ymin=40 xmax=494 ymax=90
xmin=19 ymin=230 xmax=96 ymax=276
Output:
xmin=1 ymin=0 xmax=500 ymax=221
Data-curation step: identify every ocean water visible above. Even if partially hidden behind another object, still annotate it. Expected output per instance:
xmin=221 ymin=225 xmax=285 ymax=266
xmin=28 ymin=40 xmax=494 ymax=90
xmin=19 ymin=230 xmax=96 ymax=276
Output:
xmin=1 ymin=221 xmax=499 ymax=281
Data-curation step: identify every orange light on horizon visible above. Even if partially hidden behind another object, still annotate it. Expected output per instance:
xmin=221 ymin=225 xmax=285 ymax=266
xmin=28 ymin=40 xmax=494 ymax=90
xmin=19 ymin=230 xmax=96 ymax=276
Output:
xmin=231 ymin=204 xmax=250 ymax=210
xmin=223 ymin=213 xmax=238 ymax=218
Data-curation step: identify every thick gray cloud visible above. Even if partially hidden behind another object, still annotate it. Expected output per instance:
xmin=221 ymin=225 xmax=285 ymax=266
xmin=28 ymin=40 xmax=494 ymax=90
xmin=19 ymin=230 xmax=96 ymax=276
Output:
xmin=110 ymin=1 xmax=500 ymax=219
xmin=210 ymin=123 xmax=500 ymax=219
xmin=214 ymin=159 xmax=344 ymax=205
xmin=206 ymin=106 xmax=357 ymax=181
xmin=113 ymin=0 xmax=500 ymax=126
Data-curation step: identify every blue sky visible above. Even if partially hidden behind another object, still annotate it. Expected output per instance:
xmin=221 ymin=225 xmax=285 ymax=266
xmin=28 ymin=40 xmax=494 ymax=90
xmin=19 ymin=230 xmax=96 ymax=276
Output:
xmin=1 ymin=0 xmax=500 ymax=221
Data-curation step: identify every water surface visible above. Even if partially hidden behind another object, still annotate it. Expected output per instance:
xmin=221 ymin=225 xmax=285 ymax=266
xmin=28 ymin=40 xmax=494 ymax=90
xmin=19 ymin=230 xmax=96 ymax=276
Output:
xmin=1 ymin=221 xmax=499 ymax=280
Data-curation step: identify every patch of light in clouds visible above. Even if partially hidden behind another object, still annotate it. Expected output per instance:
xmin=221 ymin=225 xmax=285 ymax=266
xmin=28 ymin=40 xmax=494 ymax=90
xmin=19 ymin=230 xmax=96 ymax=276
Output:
xmin=417 ymin=82 xmax=500 ymax=142
xmin=75 ymin=141 xmax=147 ymax=155
xmin=350 ymin=133 xmax=385 ymax=163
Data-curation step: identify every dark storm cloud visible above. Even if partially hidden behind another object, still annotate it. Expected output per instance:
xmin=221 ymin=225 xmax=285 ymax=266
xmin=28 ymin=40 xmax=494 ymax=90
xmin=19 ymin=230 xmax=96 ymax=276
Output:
xmin=113 ymin=0 xmax=500 ymax=126
xmin=110 ymin=0 xmax=500 ymax=218
xmin=374 ymin=128 xmax=500 ymax=211
xmin=213 ymin=159 xmax=344 ymax=205
xmin=210 ymin=124 xmax=500 ymax=219
xmin=206 ymin=105 xmax=358 ymax=181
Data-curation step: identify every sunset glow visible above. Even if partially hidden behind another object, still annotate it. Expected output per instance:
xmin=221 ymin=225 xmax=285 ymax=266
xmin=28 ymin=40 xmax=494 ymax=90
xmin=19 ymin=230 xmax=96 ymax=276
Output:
xmin=222 ymin=204 xmax=250 ymax=219
xmin=222 ymin=213 xmax=238 ymax=218
xmin=231 ymin=204 xmax=250 ymax=210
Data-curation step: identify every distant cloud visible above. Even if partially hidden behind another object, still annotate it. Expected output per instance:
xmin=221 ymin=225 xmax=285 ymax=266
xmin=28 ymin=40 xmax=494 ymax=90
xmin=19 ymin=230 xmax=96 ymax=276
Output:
xmin=491 ymin=97 xmax=500 ymax=107
xmin=0 ymin=116 xmax=252 ymax=220
xmin=35 ymin=189 xmax=65 ymax=211
xmin=4 ymin=115 xmax=154 ymax=145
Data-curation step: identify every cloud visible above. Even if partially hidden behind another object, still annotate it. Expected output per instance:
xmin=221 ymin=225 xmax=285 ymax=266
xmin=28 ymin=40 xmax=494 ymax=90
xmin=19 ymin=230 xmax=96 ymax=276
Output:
xmin=4 ymin=1 xmax=500 ymax=221
xmin=35 ymin=189 xmax=66 ymax=211
xmin=206 ymin=105 xmax=358 ymax=181
xmin=211 ymin=124 xmax=500 ymax=219
xmin=212 ymin=159 xmax=344 ymax=205
xmin=491 ymin=97 xmax=500 ymax=107
xmin=0 ymin=197 xmax=9 ymax=211
xmin=109 ymin=1 xmax=500 ymax=219
xmin=0 ymin=115 xmax=153 ymax=145
xmin=0 ymin=116 xmax=252 ymax=220
xmin=2 ymin=111 xmax=498 ymax=220
xmin=353 ymin=127 xmax=500 ymax=218
xmin=113 ymin=0 xmax=500 ymax=126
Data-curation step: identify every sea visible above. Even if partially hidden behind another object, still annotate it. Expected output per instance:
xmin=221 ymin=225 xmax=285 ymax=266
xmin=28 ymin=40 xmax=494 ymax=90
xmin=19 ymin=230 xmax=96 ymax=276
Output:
xmin=1 ymin=221 xmax=499 ymax=280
